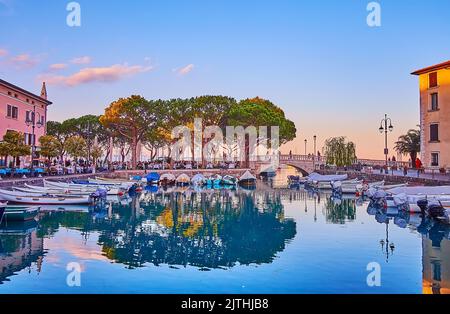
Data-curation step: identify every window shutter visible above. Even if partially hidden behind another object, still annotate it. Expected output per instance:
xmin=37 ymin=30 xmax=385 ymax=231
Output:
xmin=429 ymin=72 xmax=438 ymax=88
xmin=430 ymin=124 xmax=439 ymax=141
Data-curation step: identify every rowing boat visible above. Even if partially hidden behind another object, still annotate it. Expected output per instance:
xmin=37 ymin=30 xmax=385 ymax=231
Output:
xmin=0 ymin=189 xmax=92 ymax=205
xmin=2 ymin=206 xmax=39 ymax=221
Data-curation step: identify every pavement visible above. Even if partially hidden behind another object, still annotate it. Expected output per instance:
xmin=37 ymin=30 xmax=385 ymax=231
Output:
xmin=372 ymin=169 xmax=450 ymax=182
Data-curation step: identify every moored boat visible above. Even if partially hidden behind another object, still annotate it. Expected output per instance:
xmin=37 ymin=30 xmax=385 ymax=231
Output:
xmin=160 ymin=173 xmax=176 ymax=186
xmin=3 ymin=206 xmax=39 ymax=221
xmin=0 ymin=189 xmax=92 ymax=205
xmin=238 ymin=171 xmax=257 ymax=188
xmin=222 ymin=175 xmax=237 ymax=186
xmin=191 ymin=174 xmax=206 ymax=186
xmin=146 ymin=172 xmax=160 ymax=185
xmin=176 ymin=174 xmax=190 ymax=186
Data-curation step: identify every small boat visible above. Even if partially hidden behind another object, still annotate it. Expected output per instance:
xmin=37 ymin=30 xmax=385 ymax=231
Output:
xmin=191 ymin=174 xmax=206 ymax=186
xmin=0 ymin=201 xmax=6 ymax=222
xmin=238 ymin=171 xmax=257 ymax=187
xmin=146 ymin=172 xmax=161 ymax=185
xmin=0 ymin=189 xmax=92 ymax=205
xmin=212 ymin=174 xmax=223 ymax=186
xmin=259 ymin=165 xmax=277 ymax=178
xmin=160 ymin=173 xmax=176 ymax=186
xmin=3 ymin=206 xmax=39 ymax=221
xmin=85 ymin=179 xmax=134 ymax=189
xmin=222 ymin=175 xmax=237 ymax=186
xmin=176 ymin=174 xmax=190 ymax=186
xmin=42 ymin=180 xmax=123 ymax=195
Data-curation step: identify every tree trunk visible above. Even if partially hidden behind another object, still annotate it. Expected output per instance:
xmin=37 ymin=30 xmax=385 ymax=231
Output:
xmin=410 ymin=152 xmax=417 ymax=169
xmin=131 ymin=128 xmax=138 ymax=170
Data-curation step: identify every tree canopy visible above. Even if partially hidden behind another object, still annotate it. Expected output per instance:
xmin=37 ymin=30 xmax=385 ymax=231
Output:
xmin=323 ymin=136 xmax=356 ymax=167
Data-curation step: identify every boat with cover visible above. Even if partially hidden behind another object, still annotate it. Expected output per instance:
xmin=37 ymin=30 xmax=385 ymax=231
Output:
xmin=176 ymin=174 xmax=191 ymax=186
xmin=386 ymin=186 xmax=450 ymax=213
xmin=0 ymin=189 xmax=92 ymax=205
xmin=307 ymin=173 xmax=349 ymax=189
xmin=222 ymin=175 xmax=237 ymax=186
xmin=160 ymin=173 xmax=176 ymax=186
xmin=238 ymin=171 xmax=257 ymax=187
xmin=259 ymin=165 xmax=277 ymax=177
xmin=191 ymin=174 xmax=206 ymax=186
xmin=146 ymin=172 xmax=161 ymax=185
xmin=43 ymin=180 xmax=123 ymax=195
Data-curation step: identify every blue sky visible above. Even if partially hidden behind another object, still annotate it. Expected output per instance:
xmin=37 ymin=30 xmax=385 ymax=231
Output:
xmin=1 ymin=0 xmax=449 ymax=158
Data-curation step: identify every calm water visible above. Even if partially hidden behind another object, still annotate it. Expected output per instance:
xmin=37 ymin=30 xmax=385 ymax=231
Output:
xmin=0 ymin=167 xmax=448 ymax=294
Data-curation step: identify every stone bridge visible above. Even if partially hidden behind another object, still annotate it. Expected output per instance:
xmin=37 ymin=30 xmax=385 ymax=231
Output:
xmin=256 ymin=155 xmax=410 ymax=176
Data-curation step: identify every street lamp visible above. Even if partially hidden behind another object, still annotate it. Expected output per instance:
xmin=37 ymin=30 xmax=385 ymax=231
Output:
xmin=25 ymin=105 xmax=43 ymax=176
xmin=313 ymin=135 xmax=317 ymax=168
xmin=379 ymin=114 xmax=394 ymax=174
xmin=304 ymin=139 xmax=307 ymax=155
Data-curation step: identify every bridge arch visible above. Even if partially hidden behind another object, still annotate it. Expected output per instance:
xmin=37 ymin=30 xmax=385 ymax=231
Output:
xmin=284 ymin=163 xmax=310 ymax=177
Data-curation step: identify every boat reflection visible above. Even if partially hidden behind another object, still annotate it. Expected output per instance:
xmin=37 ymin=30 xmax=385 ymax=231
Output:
xmin=0 ymin=221 xmax=44 ymax=284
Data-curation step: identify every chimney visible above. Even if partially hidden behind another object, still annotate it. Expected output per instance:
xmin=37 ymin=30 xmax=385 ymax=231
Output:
xmin=40 ymin=82 xmax=47 ymax=99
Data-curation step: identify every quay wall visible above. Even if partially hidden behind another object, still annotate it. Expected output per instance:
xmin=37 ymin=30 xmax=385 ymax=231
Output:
xmin=317 ymin=170 xmax=450 ymax=186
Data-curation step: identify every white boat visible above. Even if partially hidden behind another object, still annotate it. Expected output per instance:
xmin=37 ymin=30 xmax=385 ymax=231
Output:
xmin=43 ymin=180 xmax=122 ymax=195
xmin=330 ymin=180 xmax=363 ymax=194
xmin=387 ymin=186 xmax=450 ymax=213
xmin=319 ymin=178 xmax=358 ymax=190
xmin=308 ymin=173 xmax=348 ymax=184
xmin=88 ymin=178 xmax=134 ymax=188
xmin=191 ymin=174 xmax=206 ymax=186
xmin=0 ymin=189 xmax=92 ymax=205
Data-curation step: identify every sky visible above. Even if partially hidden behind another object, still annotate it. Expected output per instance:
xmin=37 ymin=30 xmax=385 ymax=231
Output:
xmin=1 ymin=0 xmax=450 ymax=159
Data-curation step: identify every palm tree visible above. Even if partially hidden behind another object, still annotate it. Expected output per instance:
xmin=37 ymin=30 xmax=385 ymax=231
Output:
xmin=394 ymin=129 xmax=420 ymax=168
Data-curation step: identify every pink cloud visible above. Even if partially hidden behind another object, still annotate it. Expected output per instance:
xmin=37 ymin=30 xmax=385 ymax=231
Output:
xmin=71 ymin=56 xmax=92 ymax=65
xmin=39 ymin=63 xmax=153 ymax=87
xmin=49 ymin=63 xmax=68 ymax=71
xmin=10 ymin=53 xmax=39 ymax=68
xmin=0 ymin=48 xmax=8 ymax=57
xmin=175 ymin=64 xmax=195 ymax=76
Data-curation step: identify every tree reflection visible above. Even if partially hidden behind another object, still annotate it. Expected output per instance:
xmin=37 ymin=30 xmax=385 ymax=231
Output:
xmin=36 ymin=190 xmax=296 ymax=270
xmin=324 ymin=196 xmax=357 ymax=224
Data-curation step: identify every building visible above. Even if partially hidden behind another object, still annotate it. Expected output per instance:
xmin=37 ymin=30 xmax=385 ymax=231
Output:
xmin=0 ymin=79 xmax=52 ymax=166
xmin=412 ymin=61 xmax=450 ymax=170
xmin=422 ymin=230 xmax=450 ymax=294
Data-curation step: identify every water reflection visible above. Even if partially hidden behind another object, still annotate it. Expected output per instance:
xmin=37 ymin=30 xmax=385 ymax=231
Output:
xmin=0 ymin=221 xmax=44 ymax=284
xmin=0 ymin=170 xmax=449 ymax=293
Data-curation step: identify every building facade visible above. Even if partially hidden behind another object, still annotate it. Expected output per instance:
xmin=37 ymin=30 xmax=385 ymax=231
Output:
xmin=412 ymin=61 xmax=450 ymax=170
xmin=0 ymin=79 xmax=52 ymax=166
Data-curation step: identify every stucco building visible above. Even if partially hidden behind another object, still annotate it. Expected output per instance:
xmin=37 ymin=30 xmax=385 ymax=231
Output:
xmin=0 ymin=79 xmax=52 ymax=166
xmin=412 ymin=61 xmax=450 ymax=170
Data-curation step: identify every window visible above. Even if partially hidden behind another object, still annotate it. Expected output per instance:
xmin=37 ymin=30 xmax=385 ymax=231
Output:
xmin=429 ymin=72 xmax=438 ymax=88
xmin=14 ymin=93 xmax=18 ymax=98
xmin=431 ymin=153 xmax=440 ymax=167
xmin=431 ymin=93 xmax=439 ymax=111
xmin=7 ymin=91 xmax=12 ymax=96
xmin=430 ymin=124 xmax=439 ymax=142
xmin=432 ymin=261 xmax=442 ymax=281
xmin=25 ymin=111 xmax=35 ymax=123
xmin=6 ymin=104 xmax=18 ymax=119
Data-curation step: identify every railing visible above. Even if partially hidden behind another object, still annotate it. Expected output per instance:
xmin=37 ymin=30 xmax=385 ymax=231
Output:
xmin=279 ymin=155 xmax=325 ymax=162
xmin=279 ymin=155 xmax=409 ymax=168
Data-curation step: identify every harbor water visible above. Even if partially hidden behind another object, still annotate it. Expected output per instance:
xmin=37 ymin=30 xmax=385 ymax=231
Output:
xmin=0 ymin=167 xmax=447 ymax=294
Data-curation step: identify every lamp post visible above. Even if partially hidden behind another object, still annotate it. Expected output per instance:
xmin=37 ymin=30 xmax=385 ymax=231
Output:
xmin=304 ymin=139 xmax=307 ymax=155
xmin=379 ymin=114 xmax=394 ymax=174
xmin=25 ymin=105 xmax=43 ymax=176
xmin=313 ymin=135 xmax=317 ymax=169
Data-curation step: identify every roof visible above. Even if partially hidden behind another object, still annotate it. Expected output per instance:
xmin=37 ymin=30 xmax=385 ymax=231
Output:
xmin=411 ymin=60 xmax=450 ymax=75
xmin=0 ymin=78 xmax=52 ymax=105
